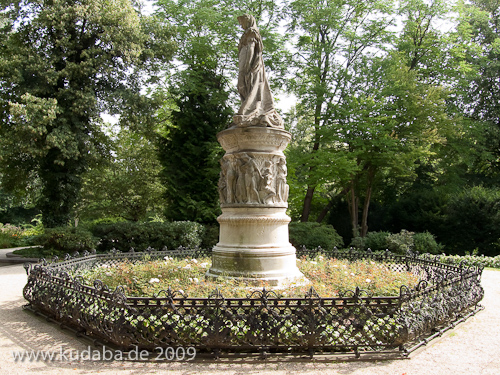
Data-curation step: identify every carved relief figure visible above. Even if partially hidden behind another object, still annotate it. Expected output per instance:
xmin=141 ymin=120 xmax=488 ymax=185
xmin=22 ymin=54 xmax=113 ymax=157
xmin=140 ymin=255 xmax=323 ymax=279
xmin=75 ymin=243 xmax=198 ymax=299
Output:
xmin=240 ymin=153 xmax=262 ymax=204
xmin=234 ymin=157 xmax=247 ymax=203
xmin=276 ymin=157 xmax=289 ymax=202
xmin=218 ymin=160 xmax=227 ymax=204
xmin=261 ymin=160 xmax=276 ymax=204
xmin=232 ymin=14 xmax=283 ymax=129
xmin=225 ymin=155 xmax=236 ymax=203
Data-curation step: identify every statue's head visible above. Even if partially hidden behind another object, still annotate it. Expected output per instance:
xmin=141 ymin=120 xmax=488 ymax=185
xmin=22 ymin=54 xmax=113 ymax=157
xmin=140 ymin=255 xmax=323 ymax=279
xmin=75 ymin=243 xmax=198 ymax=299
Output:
xmin=237 ymin=14 xmax=256 ymax=30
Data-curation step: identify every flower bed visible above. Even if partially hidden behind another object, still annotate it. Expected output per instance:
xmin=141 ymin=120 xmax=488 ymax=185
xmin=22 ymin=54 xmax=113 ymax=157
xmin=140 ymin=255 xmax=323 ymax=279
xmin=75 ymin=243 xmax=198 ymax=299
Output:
xmin=22 ymin=248 xmax=484 ymax=359
xmin=76 ymin=254 xmax=420 ymax=298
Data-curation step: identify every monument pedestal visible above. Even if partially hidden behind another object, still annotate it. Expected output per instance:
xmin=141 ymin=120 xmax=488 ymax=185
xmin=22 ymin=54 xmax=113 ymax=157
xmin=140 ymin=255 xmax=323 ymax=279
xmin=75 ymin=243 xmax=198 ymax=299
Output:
xmin=206 ymin=127 xmax=307 ymax=287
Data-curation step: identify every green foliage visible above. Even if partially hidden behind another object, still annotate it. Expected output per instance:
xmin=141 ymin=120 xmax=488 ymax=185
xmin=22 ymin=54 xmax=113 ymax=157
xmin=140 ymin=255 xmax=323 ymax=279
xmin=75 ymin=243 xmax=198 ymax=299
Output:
xmin=33 ymin=226 xmax=98 ymax=254
xmin=90 ymin=221 xmax=205 ymax=252
xmin=157 ymin=68 xmax=231 ymax=224
xmin=370 ymin=185 xmax=500 ymax=256
xmin=443 ymin=185 xmax=500 ymax=256
xmin=386 ymin=230 xmax=415 ymax=255
xmin=352 ymin=230 xmax=441 ymax=255
xmin=78 ymin=255 xmax=419 ymax=298
xmin=413 ymin=231 xmax=443 ymax=255
xmin=436 ymin=253 xmax=500 ymax=269
xmin=0 ymin=223 xmax=24 ymax=248
xmin=154 ymin=0 xmax=288 ymax=224
xmin=364 ymin=232 xmax=391 ymax=252
xmin=77 ymin=126 xmax=166 ymax=222
xmin=0 ymin=0 xmax=175 ymax=227
xmin=289 ymin=222 xmax=344 ymax=250
xmin=284 ymin=0 xmax=454 ymax=239
xmin=155 ymin=0 xmax=288 ymax=93
xmin=80 ymin=217 xmax=128 ymax=230
xmin=200 ymin=224 xmax=219 ymax=249
xmin=0 ymin=215 xmax=44 ymax=248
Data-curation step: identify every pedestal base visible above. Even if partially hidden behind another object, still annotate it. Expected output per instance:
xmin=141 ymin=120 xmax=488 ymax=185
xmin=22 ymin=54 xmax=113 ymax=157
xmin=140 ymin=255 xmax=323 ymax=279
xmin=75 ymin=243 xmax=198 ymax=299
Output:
xmin=206 ymin=207 xmax=308 ymax=287
xmin=206 ymin=245 xmax=307 ymax=287
xmin=208 ymin=126 xmax=307 ymax=287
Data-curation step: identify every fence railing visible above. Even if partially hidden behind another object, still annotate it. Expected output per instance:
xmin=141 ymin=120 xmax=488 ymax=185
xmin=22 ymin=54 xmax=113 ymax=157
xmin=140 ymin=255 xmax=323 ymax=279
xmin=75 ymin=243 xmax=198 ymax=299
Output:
xmin=23 ymin=247 xmax=484 ymax=359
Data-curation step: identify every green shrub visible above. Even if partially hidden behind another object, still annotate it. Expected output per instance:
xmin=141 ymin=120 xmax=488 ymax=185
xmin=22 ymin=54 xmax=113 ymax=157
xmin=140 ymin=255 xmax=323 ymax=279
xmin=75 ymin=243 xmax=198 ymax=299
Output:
xmin=432 ymin=254 xmax=500 ymax=269
xmin=413 ymin=231 xmax=443 ymax=255
xmin=443 ymin=186 xmax=500 ymax=256
xmin=289 ymin=222 xmax=344 ymax=249
xmin=91 ymin=221 xmax=204 ymax=252
xmin=386 ymin=230 xmax=414 ymax=254
xmin=200 ymin=224 xmax=219 ymax=248
xmin=80 ymin=217 xmax=128 ymax=231
xmin=33 ymin=226 xmax=98 ymax=254
xmin=364 ymin=231 xmax=390 ymax=251
xmin=352 ymin=230 xmax=443 ymax=255
xmin=0 ymin=223 xmax=25 ymax=248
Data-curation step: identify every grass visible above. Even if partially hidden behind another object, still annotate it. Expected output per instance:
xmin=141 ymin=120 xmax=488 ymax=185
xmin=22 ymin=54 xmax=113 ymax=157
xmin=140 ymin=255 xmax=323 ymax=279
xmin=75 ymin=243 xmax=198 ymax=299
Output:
xmin=76 ymin=254 xmax=420 ymax=298
xmin=12 ymin=247 xmax=61 ymax=258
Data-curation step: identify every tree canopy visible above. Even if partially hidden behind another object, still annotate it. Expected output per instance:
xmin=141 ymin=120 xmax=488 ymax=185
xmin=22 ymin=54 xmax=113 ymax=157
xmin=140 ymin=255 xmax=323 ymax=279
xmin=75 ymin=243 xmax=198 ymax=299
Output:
xmin=0 ymin=0 xmax=175 ymax=226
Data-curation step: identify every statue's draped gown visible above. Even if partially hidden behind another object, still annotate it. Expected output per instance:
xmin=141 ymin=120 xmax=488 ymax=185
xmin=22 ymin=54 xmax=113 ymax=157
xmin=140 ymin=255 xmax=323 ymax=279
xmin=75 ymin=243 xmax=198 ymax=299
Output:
xmin=233 ymin=17 xmax=283 ymax=129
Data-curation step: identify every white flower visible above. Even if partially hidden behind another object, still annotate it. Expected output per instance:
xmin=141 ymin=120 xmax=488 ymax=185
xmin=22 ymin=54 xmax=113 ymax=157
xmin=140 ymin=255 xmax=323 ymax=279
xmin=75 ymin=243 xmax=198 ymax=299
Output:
xmin=188 ymin=278 xmax=193 ymax=282
xmin=318 ymin=255 xmax=324 ymax=260
xmin=100 ymin=264 xmax=110 ymax=269
xmin=183 ymin=264 xmax=192 ymax=269
xmin=105 ymin=272 xmax=112 ymax=276
xmin=333 ymin=264 xmax=338 ymax=268
xmin=350 ymin=273 xmax=355 ymax=276
xmin=193 ymin=278 xmax=199 ymax=283
xmin=366 ymin=278 xmax=371 ymax=283
xmin=200 ymin=262 xmax=209 ymax=268
xmin=191 ymin=259 xmax=198 ymax=263
xmin=178 ymin=289 xmax=184 ymax=295
xmin=310 ymin=261 xmax=318 ymax=265
xmin=149 ymin=278 xmax=160 ymax=283
xmin=163 ymin=256 xmax=170 ymax=261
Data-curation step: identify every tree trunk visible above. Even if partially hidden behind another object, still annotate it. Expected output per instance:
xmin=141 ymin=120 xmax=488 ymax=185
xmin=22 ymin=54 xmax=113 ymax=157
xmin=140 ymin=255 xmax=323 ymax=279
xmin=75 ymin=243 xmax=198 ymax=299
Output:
xmin=360 ymin=187 xmax=372 ymax=237
xmin=300 ymin=185 xmax=316 ymax=222
xmin=316 ymin=198 xmax=334 ymax=223
xmin=360 ymin=167 xmax=376 ymax=237
xmin=346 ymin=181 xmax=359 ymax=238
xmin=300 ymin=135 xmax=320 ymax=222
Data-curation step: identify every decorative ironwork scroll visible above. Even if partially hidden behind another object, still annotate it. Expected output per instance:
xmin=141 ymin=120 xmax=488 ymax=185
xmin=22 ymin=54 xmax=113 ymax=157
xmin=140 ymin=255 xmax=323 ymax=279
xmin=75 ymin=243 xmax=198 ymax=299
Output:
xmin=23 ymin=248 xmax=484 ymax=358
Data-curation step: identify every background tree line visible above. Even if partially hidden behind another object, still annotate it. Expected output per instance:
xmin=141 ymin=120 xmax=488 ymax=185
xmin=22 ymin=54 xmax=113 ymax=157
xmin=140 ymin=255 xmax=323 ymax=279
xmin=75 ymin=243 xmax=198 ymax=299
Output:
xmin=0 ymin=0 xmax=499 ymax=255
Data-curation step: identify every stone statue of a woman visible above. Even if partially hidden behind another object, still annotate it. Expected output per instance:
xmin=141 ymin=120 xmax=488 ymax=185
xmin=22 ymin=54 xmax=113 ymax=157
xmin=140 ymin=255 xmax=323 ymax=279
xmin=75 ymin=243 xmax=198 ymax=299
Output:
xmin=232 ymin=14 xmax=283 ymax=129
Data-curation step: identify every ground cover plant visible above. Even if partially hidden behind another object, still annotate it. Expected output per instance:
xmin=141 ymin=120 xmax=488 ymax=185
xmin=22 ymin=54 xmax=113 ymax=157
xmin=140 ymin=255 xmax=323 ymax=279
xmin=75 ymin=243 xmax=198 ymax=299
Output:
xmin=0 ymin=218 xmax=43 ymax=249
xmin=77 ymin=254 xmax=420 ymax=298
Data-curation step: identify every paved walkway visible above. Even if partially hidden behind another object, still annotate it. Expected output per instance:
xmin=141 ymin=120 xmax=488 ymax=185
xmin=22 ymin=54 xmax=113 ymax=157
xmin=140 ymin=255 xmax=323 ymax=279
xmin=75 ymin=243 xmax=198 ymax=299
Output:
xmin=0 ymin=263 xmax=499 ymax=375
xmin=0 ymin=247 xmax=40 ymax=266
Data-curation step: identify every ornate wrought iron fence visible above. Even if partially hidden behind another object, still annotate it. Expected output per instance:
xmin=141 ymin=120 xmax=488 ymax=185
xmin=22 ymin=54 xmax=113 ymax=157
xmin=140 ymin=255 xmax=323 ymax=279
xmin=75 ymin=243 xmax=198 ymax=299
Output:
xmin=22 ymin=248 xmax=484 ymax=359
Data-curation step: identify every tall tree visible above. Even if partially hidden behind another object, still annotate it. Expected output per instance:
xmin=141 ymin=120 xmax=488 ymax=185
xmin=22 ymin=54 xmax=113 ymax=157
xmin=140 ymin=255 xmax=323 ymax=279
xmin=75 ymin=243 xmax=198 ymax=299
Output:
xmin=453 ymin=0 xmax=500 ymax=174
xmin=77 ymin=125 xmax=165 ymax=222
xmin=284 ymin=0 xmax=396 ymax=223
xmin=158 ymin=68 xmax=232 ymax=223
xmin=0 ymin=0 xmax=175 ymax=227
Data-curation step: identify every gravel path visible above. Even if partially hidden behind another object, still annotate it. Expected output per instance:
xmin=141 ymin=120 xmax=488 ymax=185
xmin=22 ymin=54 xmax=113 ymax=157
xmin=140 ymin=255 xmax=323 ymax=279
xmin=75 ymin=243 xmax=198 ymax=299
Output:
xmin=0 ymin=263 xmax=499 ymax=375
